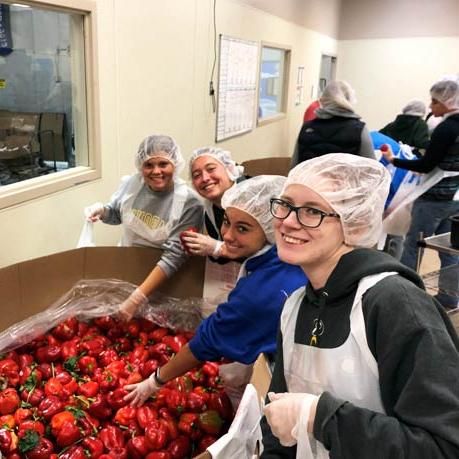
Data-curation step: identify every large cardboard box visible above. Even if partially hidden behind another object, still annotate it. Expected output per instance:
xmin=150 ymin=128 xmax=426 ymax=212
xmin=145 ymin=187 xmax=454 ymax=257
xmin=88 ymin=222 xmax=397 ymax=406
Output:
xmin=0 ymin=247 xmax=271 ymax=458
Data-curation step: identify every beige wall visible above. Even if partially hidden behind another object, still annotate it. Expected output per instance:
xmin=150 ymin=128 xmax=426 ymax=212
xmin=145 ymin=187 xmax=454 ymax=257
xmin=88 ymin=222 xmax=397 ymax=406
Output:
xmin=339 ymin=0 xmax=459 ymax=40
xmin=337 ymin=0 xmax=459 ymax=129
xmin=0 ymin=0 xmax=337 ymax=268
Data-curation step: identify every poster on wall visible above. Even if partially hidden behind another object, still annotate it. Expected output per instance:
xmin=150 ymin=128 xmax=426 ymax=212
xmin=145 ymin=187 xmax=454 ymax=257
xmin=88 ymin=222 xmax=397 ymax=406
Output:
xmin=0 ymin=4 xmax=13 ymax=56
xmin=216 ymin=35 xmax=259 ymax=142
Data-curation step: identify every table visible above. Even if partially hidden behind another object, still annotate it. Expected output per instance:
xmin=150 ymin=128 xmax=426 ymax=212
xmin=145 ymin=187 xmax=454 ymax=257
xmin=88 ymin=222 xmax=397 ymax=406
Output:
xmin=415 ymin=232 xmax=459 ymax=272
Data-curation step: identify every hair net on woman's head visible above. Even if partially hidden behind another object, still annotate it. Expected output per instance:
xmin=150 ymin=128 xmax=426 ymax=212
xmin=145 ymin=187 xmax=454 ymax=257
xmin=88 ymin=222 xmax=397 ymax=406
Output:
xmin=430 ymin=79 xmax=459 ymax=110
xmin=319 ymin=80 xmax=357 ymax=112
xmin=189 ymin=147 xmax=244 ymax=181
xmin=402 ymin=99 xmax=426 ymax=117
xmin=135 ymin=134 xmax=184 ymax=172
xmin=284 ymin=154 xmax=390 ymax=248
xmin=221 ymin=175 xmax=286 ymax=244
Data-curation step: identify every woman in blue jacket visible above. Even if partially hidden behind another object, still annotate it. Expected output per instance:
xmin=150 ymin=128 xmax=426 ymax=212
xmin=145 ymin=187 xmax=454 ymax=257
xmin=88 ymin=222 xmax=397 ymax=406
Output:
xmin=124 ymin=175 xmax=308 ymax=406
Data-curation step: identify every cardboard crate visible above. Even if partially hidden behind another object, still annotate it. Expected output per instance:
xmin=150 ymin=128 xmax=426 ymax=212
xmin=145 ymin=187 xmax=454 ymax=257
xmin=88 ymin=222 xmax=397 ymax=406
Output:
xmin=0 ymin=246 xmax=271 ymax=458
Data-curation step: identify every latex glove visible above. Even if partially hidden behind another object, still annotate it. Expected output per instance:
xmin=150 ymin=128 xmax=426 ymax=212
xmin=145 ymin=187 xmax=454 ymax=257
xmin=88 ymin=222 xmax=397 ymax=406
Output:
xmin=219 ymin=362 xmax=254 ymax=410
xmin=219 ymin=362 xmax=253 ymax=387
xmin=124 ymin=373 xmax=159 ymax=407
xmin=264 ymin=392 xmax=318 ymax=447
xmin=118 ymin=288 xmax=148 ymax=321
xmin=181 ymin=232 xmax=223 ymax=257
xmin=84 ymin=202 xmax=105 ymax=222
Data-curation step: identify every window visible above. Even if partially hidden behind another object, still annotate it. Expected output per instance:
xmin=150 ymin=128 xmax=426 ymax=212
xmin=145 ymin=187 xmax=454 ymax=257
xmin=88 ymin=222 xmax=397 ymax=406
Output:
xmin=0 ymin=0 xmax=99 ymax=209
xmin=258 ymin=44 xmax=290 ymax=122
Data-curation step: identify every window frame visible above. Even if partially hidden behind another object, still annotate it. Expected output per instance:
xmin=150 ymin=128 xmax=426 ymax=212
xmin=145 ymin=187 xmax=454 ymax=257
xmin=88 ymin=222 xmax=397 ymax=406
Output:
xmin=257 ymin=41 xmax=291 ymax=126
xmin=0 ymin=0 xmax=100 ymax=209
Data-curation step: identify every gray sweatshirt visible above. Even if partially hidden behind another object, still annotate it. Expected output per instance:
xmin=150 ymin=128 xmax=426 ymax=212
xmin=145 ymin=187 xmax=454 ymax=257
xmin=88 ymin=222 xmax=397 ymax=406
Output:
xmin=102 ymin=175 xmax=204 ymax=277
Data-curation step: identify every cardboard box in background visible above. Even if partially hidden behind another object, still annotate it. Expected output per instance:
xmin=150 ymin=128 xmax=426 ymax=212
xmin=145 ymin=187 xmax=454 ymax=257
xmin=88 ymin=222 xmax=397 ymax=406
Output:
xmin=0 ymin=246 xmax=271 ymax=458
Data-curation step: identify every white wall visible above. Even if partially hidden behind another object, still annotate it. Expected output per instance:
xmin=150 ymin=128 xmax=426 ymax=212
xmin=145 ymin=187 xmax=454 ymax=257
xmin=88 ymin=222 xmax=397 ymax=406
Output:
xmin=0 ymin=0 xmax=337 ymax=268
xmin=337 ymin=36 xmax=459 ymax=130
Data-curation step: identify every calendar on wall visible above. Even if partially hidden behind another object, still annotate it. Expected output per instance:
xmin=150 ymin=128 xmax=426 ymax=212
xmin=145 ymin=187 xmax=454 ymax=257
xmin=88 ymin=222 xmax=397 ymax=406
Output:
xmin=216 ymin=35 xmax=259 ymax=142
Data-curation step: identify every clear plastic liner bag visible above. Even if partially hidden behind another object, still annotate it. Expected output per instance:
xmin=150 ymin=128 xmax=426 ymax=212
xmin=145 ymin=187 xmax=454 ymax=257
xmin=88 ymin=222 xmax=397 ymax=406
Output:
xmin=0 ymin=278 xmax=205 ymax=353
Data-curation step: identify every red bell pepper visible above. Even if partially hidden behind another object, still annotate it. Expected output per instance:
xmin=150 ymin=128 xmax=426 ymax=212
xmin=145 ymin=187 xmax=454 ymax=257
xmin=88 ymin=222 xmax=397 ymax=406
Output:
xmin=78 ymin=355 xmax=98 ymax=375
xmin=126 ymin=436 xmax=150 ymax=459
xmin=38 ymin=395 xmax=64 ymax=420
xmin=0 ymin=388 xmax=20 ymax=415
xmin=178 ymin=412 xmax=201 ymax=440
xmin=186 ymin=391 xmax=208 ymax=412
xmin=56 ymin=420 xmax=81 ymax=447
xmin=161 ymin=335 xmax=188 ymax=354
xmin=140 ymin=359 xmax=159 ymax=378
xmin=165 ymin=389 xmax=187 ymax=415
xmin=18 ymin=354 xmax=34 ymax=369
xmin=94 ymin=316 xmax=117 ymax=331
xmin=18 ymin=430 xmax=54 ymax=459
xmin=52 ymin=317 xmax=78 ymax=341
xmin=208 ymin=391 xmax=233 ymax=420
xmin=18 ymin=419 xmax=45 ymax=436
xmin=145 ymin=452 xmax=172 ymax=459
xmin=144 ymin=420 xmax=168 ymax=451
xmin=98 ymin=349 xmax=119 ymax=367
xmin=129 ymin=345 xmax=149 ymax=365
xmin=107 ymin=387 xmax=129 ymax=410
xmin=201 ymin=362 xmax=219 ymax=377
xmin=114 ymin=405 xmax=137 ymax=426
xmin=149 ymin=327 xmax=169 ymax=343
xmin=136 ymin=404 xmax=158 ymax=429
xmin=19 ymin=366 xmax=43 ymax=388
xmin=44 ymin=377 xmax=63 ymax=398
xmin=198 ymin=434 xmax=218 ymax=452
xmin=125 ymin=319 xmax=140 ymax=337
xmin=58 ymin=445 xmax=87 ymax=459
xmin=20 ymin=386 xmax=45 ymax=407
xmin=14 ymin=407 xmax=32 ymax=424
xmin=50 ymin=411 xmax=75 ymax=435
xmin=0 ymin=359 xmax=19 ymax=388
xmin=167 ymin=435 xmax=191 ymax=459
xmin=81 ymin=436 xmax=104 ymax=458
xmin=0 ymin=414 xmax=15 ymax=429
xmin=35 ymin=345 xmax=61 ymax=363
xmin=99 ymin=424 xmax=126 ymax=450
xmin=78 ymin=380 xmax=99 ymax=398
xmin=88 ymin=393 xmax=113 ymax=420
xmin=0 ymin=428 xmax=13 ymax=455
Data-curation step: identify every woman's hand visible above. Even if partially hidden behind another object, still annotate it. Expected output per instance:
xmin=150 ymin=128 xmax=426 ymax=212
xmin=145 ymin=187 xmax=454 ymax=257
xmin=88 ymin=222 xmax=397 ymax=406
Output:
xmin=181 ymin=232 xmax=223 ymax=257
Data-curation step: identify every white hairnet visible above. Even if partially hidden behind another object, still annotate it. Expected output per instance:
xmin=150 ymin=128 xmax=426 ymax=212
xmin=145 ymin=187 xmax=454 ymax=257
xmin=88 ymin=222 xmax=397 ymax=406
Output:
xmin=402 ymin=99 xmax=426 ymax=117
xmin=221 ymin=175 xmax=286 ymax=244
xmin=319 ymin=81 xmax=357 ymax=112
xmin=189 ymin=147 xmax=244 ymax=181
xmin=135 ymin=134 xmax=184 ymax=172
xmin=430 ymin=78 xmax=459 ymax=110
xmin=284 ymin=154 xmax=390 ymax=248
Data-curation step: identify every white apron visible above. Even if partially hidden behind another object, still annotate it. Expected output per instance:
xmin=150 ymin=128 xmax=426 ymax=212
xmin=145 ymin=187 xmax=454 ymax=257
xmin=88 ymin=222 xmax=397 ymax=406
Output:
xmin=281 ymin=272 xmax=396 ymax=458
xmin=118 ymin=174 xmax=188 ymax=247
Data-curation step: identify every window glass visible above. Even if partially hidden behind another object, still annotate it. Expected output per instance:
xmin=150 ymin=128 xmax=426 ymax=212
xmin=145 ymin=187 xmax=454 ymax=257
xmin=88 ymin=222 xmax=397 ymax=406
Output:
xmin=0 ymin=2 xmax=87 ymax=186
xmin=259 ymin=46 xmax=287 ymax=119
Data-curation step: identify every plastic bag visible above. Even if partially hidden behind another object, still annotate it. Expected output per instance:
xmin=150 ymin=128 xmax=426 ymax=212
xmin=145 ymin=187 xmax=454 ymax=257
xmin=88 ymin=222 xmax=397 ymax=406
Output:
xmin=207 ymin=383 xmax=263 ymax=459
xmin=0 ymin=278 xmax=204 ymax=353
xmin=77 ymin=220 xmax=95 ymax=247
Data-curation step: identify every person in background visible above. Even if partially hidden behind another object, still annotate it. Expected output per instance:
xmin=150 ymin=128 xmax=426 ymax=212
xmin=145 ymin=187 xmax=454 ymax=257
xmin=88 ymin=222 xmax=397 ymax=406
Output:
xmin=85 ymin=134 xmax=204 ymax=319
xmin=181 ymin=147 xmax=245 ymax=262
xmin=291 ymin=81 xmax=375 ymax=167
xmin=261 ymin=153 xmax=459 ymax=458
xmin=303 ymin=99 xmax=320 ymax=122
xmin=124 ymin=175 xmax=307 ymax=406
xmin=382 ymin=78 xmax=459 ymax=309
xmin=379 ymin=99 xmax=429 ymax=155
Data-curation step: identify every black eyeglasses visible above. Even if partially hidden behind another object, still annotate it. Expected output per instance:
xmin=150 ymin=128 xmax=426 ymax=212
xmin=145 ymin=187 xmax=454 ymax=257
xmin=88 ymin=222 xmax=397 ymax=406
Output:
xmin=270 ymin=198 xmax=340 ymax=228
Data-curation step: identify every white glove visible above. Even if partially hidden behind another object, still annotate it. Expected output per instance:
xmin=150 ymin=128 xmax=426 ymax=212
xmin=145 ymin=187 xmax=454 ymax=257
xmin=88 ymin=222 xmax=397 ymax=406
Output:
xmin=263 ymin=392 xmax=318 ymax=447
xmin=181 ymin=232 xmax=223 ymax=257
xmin=124 ymin=373 xmax=160 ymax=407
xmin=84 ymin=202 xmax=105 ymax=222
xmin=118 ymin=288 xmax=148 ymax=321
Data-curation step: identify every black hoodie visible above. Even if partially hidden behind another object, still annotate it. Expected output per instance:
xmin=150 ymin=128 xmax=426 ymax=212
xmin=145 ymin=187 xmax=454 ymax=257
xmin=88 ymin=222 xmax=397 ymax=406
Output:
xmin=261 ymin=249 xmax=459 ymax=459
xmin=380 ymin=114 xmax=430 ymax=150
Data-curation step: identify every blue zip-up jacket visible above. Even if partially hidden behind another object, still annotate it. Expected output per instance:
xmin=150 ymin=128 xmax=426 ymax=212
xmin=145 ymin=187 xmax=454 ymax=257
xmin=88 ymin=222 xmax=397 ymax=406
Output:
xmin=188 ymin=245 xmax=307 ymax=364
